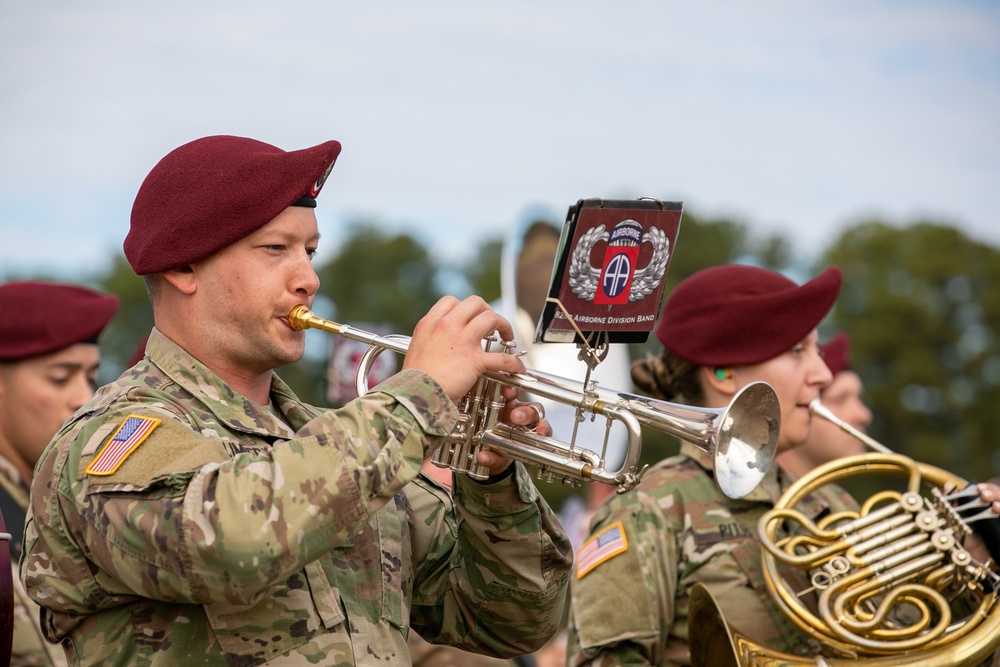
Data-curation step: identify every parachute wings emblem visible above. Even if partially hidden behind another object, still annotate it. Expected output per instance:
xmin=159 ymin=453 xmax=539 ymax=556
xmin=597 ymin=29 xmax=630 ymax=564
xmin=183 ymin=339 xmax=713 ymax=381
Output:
xmin=568 ymin=224 xmax=671 ymax=302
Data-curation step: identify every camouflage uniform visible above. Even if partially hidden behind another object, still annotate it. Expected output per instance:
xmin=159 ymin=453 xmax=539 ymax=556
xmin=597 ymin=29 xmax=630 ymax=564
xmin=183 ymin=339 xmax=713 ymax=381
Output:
xmin=1 ymin=460 xmax=68 ymax=667
xmin=565 ymin=442 xmax=857 ymax=666
xmin=21 ymin=329 xmax=572 ymax=666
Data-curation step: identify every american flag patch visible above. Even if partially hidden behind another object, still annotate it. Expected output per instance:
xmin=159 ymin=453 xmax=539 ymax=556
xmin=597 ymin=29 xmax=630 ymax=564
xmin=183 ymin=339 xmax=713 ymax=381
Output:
xmin=576 ymin=520 xmax=628 ymax=579
xmin=85 ymin=415 xmax=161 ymax=476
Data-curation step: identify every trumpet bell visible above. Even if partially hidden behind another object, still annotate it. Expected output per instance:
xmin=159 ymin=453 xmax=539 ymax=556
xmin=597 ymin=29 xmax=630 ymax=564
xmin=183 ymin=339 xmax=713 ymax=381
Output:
xmin=712 ymin=382 xmax=780 ymax=499
xmin=591 ymin=379 xmax=779 ymax=499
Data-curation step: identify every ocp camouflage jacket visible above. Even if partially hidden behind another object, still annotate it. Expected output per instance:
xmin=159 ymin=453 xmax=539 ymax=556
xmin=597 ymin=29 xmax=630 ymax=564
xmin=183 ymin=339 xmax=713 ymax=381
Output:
xmin=21 ymin=328 xmax=572 ymax=666
xmin=565 ymin=441 xmax=857 ymax=666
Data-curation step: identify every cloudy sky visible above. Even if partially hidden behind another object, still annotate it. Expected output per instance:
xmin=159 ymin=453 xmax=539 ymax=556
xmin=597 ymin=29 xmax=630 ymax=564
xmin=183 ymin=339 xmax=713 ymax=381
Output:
xmin=1 ymin=1 xmax=998 ymax=282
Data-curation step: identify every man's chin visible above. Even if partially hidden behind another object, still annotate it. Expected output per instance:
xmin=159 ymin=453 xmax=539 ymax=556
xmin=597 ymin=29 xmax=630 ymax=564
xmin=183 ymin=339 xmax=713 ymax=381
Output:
xmin=273 ymin=349 xmax=305 ymax=369
xmin=271 ymin=331 xmax=307 ymax=366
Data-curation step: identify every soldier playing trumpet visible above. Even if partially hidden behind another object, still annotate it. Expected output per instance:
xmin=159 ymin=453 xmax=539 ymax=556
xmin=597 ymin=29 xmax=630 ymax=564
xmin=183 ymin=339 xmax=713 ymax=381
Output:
xmin=20 ymin=135 xmax=572 ymax=666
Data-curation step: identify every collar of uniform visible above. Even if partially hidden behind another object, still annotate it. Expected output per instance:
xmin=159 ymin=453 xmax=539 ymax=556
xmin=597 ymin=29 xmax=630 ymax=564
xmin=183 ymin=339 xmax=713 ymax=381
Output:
xmin=678 ymin=440 xmax=782 ymax=503
xmin=145 ymin=327 xmax=302 ymax=437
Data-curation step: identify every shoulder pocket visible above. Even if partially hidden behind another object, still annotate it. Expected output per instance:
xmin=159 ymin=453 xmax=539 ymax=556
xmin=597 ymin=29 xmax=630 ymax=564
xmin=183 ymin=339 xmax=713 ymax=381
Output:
xmin=80 ymin=413 xmax=231 ymax=490
xmin=572 ymin=512 xmax=659 ymax=649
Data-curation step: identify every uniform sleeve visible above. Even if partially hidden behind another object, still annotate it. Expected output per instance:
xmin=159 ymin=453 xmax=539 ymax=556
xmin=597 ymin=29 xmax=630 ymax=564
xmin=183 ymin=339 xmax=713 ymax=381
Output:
xmin=408 ymin=463 xmax=573 ymax=657
xmin=22 ymin=370 xmax=458 ymax=614
xmin=565 ymin=491 xmax=678 ymax=666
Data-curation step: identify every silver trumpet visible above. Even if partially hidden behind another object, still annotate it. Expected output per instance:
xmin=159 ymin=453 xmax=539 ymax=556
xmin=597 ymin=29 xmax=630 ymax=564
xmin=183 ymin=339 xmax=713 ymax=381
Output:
xmin=289 ymin=305 xmax=780 ymax=496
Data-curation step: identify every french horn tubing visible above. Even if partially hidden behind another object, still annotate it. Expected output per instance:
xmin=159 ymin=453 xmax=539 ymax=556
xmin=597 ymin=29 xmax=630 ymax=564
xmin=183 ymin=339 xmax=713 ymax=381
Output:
xmin=689 ymin=400 xmax=1000 ymax=666
xmin=288 ymin=305 xmax=780 ymax=497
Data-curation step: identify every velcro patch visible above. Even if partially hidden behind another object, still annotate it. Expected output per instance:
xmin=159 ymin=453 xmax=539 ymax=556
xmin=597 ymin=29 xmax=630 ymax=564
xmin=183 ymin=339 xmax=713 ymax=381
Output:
xmin=85 ymin=414 xmax=162 ymax=475
xmin=576 ymin=520 xmax=628 ymax=579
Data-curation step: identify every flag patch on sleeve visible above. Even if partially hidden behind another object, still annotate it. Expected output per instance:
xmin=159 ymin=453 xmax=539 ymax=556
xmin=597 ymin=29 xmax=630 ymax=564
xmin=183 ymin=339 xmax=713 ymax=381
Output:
xmin=576 ymin=520 xmax=628 ymax=579
xmin=85 ymin=415 xmax=161 ymax=476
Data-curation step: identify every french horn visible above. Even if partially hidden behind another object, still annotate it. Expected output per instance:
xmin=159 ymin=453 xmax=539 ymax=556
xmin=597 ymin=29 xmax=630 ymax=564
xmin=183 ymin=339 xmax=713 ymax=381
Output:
xmin=288 ymin=305 xmax=780 ymax=497
xmin=689 ymin=400 xmax=1000 ymax=666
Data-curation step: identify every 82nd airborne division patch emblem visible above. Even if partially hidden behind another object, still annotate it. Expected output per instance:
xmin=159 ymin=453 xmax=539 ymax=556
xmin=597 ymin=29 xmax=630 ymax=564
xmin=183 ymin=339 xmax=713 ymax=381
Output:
xmin=569 ymin=219 xmax=672 ymax=306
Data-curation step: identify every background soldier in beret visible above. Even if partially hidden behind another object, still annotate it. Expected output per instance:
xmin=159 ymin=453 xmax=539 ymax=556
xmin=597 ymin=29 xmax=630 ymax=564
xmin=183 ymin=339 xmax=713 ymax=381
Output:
xmin=0 ymin=280 xmax=119 ymax=667
xmin=777 ymin=332 xmax=872 ymax=477
xmin=20 ymin=135 xmax=572 ymax=666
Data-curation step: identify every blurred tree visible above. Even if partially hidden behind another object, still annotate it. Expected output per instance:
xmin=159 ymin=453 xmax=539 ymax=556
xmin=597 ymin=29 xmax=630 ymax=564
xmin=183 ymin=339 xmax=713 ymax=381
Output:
xmin=750 ymin=232 xmax=794 ymax=271
xmin=296 ymin=223 xmax=444 ymax=407
xmin=819 ymin=220 xmax=1000 ymax=482
xmin=463 ymin=236 xmax=503 ymax=304
xmin=0 ymin=261 xmax=149 ymax=386
xmin=91 ymin=256 xmax=155 ymax=381
xmin=314 ymin=223 xmax=441 ymax=333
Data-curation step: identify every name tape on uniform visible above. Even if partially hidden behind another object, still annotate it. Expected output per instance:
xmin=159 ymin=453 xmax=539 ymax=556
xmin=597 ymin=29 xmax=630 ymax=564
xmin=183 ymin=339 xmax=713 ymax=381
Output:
xmin=85 ymin=415 xmax=162 ymax=476
xmin=575 ymin=520 xmax=628 ymax=579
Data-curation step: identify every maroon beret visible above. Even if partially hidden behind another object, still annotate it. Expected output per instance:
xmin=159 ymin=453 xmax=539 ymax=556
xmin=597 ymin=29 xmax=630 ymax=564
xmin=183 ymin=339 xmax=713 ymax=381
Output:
xmin=0 ymin=281 xmax=119 ymax=361
xmin=654 ymin=264 xmax=842 ymax=366
xmin=125 ymin=135 xmax=342 ymax=275
xmin=820 ymin=331 xmax=851 ymax=376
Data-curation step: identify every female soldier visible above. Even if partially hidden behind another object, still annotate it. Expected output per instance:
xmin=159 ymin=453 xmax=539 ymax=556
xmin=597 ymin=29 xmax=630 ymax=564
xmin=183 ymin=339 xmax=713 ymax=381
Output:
xmin=564 ymin=263 xmax=855 ymax=665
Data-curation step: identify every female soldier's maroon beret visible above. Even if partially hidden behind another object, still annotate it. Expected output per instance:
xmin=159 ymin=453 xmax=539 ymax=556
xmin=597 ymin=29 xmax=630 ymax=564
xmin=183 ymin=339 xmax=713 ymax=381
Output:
xmin=124 ymin=135 xmax=342 ymax=275
xmin=820 ymin=331 xmax=851 ymax=376
xmin=654 ymin=264 xmax=842 ymax=366
xmin=0 ymin=281 xmax=119 ymax=361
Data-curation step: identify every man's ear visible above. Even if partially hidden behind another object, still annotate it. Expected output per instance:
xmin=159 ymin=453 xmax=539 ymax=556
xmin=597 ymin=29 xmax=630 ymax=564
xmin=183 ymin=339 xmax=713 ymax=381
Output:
xmin=160 ymin=265 xmax=197 ymax=295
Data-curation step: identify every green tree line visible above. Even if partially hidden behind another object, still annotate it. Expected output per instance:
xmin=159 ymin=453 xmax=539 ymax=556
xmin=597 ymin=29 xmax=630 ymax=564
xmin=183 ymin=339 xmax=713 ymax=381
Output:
xmin=6 ymin=209 xmax=999 ymax=511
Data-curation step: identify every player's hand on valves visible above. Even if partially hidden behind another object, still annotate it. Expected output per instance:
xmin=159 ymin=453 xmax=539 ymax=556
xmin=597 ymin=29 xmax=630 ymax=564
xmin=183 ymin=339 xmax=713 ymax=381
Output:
xmin=404 ymin=295 xmax=526 ymax=404
xmin=475 ymin=396 xmax=552 ymax=476
xmin=978 ymin=482 xmax=1000 ymax=515
xmin=961 ymin=482 xmax=1000 ymax=565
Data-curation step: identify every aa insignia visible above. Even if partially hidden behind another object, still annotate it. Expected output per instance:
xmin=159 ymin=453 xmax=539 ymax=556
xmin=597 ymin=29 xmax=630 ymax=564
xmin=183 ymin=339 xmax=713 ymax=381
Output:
xmin=576 ymin=520 xmax=628 ymax=579
xmin=568 ymin=223 xmax=671 ymax=304
xmin=85 ymin=414 xmax=161 ymax=476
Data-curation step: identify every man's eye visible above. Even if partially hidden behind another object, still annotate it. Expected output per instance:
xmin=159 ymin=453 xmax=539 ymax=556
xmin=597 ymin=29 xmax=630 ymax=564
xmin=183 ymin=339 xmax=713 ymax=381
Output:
xmin=306 ymin=248 xmax=318 ymax=260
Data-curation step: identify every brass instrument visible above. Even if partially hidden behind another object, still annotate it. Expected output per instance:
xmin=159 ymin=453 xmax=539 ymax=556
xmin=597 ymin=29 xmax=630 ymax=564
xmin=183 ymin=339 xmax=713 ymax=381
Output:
xmin=288 ymin=305 xmax=780 ymax=496
xmin=689 ymin=400 xmax=1000 ymax=666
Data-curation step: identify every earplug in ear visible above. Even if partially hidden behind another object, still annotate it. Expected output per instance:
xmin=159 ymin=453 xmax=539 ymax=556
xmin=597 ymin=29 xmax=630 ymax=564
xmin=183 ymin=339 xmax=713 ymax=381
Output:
xmin=714 ymin=367 xmax=732 ymax=380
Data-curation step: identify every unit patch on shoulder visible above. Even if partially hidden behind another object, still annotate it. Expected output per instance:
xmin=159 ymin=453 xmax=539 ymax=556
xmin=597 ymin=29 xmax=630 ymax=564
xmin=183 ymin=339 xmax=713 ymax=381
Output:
xmin=85 ymin=414 xmax=162 ymax=476
xmin=576 ymin=520 xmax=628 ymax=579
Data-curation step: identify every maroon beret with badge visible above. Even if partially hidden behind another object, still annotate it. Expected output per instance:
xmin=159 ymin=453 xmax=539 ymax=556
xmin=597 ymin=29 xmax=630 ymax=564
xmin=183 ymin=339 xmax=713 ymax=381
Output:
xmin=654 ymin=264 xmax=842 ymax=366
xmin=820 ymin=331 xmax=851 ymax=376
xmin=124 ymin=135 xmax=342 ymax=275
xmin=0 ymin=281 xmax=119 ymax=361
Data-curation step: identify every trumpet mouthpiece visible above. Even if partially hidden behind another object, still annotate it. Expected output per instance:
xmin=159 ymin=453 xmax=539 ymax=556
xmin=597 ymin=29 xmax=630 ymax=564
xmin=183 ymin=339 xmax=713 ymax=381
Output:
xmin=287 ymin=305 xmax=312 ymax=331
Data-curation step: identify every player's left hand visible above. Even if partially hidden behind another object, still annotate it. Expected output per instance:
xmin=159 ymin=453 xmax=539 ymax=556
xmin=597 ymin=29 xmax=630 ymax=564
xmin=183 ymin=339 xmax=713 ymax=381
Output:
xmin=963 ymin=482 xmax=1000 ymax=565
xmin=475 ymin=389 xmax=551 ymax=477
